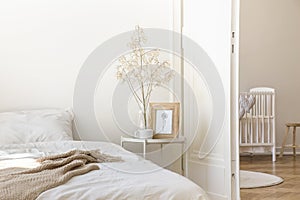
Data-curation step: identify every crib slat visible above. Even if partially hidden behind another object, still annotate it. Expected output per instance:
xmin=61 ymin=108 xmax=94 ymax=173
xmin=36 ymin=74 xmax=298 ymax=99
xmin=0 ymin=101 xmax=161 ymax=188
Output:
xmin=272 ymin=93 xmax=276 ymax=146
xmin=261 ymin=93 xmax=265 ymax=144
xmin=239 ymin=120 xmax=242 ymax=144
xmin=267 ymin=94 xmax=271 ymax=143
xmin=245 ymin=107 xmax=248 ymax=143
xmin=250 ymin=105 xmax=253 ymax=144
xmin=256 ymin=94 xmax=259 ymax=143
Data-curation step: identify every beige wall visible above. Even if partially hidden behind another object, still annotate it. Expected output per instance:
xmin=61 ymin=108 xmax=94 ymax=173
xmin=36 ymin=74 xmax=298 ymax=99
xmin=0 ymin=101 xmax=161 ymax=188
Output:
xmin=240 ymin=0 xmax=300 ymax=151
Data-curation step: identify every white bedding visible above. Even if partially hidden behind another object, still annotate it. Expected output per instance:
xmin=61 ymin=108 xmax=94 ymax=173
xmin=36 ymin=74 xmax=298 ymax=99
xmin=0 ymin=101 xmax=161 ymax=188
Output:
xmin=0 ymin=141 xmax=208 ymax=200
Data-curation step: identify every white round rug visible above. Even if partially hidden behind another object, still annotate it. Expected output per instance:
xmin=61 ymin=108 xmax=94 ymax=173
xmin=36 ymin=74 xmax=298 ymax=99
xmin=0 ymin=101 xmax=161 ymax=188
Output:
xmin=240 ymin=170 xmax=284 ymax=189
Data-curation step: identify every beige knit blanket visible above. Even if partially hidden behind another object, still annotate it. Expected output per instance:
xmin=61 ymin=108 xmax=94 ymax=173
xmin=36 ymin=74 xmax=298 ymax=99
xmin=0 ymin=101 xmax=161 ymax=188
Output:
xmin=0 ymin=149 xmax=122 ymax=200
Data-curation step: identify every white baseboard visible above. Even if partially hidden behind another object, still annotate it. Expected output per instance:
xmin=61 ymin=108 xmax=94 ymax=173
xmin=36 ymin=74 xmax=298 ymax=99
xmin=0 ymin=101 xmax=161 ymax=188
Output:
xmin=240 ymin=146 xmax=300 ymax=156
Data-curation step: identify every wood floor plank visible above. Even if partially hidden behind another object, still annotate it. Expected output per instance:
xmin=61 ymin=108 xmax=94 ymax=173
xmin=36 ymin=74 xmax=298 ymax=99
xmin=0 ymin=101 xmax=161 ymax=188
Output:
xmin=240 ymin=155 xmax=300 ymax=200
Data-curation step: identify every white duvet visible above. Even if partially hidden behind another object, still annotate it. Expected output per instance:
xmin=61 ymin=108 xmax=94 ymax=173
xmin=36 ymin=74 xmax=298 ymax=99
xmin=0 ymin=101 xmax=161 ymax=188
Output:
xmin=0 ymin=141 xmax=208 ymax=200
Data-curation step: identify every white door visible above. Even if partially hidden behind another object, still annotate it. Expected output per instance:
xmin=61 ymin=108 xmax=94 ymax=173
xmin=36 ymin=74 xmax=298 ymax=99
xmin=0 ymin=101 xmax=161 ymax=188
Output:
xmin=182 ymin=0 xmax=239 ymax=199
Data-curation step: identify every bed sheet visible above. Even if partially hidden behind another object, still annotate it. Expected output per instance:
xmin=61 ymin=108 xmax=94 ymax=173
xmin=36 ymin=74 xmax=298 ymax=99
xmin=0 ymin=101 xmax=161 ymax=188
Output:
xmin=0 ymin=141 xmax=208 ymax=200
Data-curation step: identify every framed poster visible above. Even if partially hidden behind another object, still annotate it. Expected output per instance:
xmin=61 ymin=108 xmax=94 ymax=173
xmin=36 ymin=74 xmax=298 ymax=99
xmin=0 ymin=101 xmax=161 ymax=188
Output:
xmin=149 ymin=102 xmax=180 ymax=139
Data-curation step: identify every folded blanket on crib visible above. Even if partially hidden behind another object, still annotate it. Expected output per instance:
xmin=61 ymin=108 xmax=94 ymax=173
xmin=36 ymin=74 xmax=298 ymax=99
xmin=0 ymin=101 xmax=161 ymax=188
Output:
xmin=239 ymin=95 xmax=256 ymax=120
xmin=0 ymin=149 xmax=122 ymax=200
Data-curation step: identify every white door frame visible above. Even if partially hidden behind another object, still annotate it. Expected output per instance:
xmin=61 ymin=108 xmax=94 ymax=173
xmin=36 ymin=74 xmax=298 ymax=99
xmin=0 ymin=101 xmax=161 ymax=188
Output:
xmin=231 ymin=0 xmax=240 ymax=199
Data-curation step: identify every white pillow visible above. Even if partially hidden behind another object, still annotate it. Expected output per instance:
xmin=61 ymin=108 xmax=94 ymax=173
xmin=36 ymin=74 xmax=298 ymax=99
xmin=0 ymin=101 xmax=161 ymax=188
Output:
xmin=0 ymin=108 xmax=74 ymax=145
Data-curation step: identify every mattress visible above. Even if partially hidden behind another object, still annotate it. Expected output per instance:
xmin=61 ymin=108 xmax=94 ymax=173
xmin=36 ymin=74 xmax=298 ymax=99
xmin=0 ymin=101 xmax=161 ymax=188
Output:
xmin=0 ymin=141 xmax=208 ymax=200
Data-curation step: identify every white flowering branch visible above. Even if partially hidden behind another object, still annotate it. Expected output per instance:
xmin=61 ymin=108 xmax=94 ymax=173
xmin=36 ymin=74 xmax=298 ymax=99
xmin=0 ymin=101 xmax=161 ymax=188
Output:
xmin=116 ymin=26 xmax=175 ymax=129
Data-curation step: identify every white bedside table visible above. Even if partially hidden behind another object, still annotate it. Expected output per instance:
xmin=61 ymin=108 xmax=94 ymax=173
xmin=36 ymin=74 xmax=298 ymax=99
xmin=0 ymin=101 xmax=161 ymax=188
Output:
xmin=120 ymin=136 xmax=186 ymax=175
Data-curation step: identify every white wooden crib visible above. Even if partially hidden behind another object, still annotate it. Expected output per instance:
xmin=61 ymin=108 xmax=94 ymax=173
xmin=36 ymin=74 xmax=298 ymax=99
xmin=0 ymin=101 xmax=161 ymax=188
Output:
xmin=239 ymin=87 xmax=276 ymax=162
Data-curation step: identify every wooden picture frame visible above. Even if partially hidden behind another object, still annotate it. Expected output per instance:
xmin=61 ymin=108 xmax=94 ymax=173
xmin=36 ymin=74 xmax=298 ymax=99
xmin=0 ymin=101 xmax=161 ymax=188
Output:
xmin=149 ymin=102 xmax=180 ymax=139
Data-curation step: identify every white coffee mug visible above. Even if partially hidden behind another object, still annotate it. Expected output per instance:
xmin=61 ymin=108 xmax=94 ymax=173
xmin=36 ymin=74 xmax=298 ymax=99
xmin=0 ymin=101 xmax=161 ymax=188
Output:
xmin=134 ymin=129 xmax=153 ymax=139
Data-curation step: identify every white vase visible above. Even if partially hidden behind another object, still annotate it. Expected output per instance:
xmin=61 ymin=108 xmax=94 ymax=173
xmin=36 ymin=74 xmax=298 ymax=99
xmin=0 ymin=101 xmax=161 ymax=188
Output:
xmin=134 ymin=129 xmax=153 ymax=139
xmin=138 ymin=110 xmax=146 ymax=129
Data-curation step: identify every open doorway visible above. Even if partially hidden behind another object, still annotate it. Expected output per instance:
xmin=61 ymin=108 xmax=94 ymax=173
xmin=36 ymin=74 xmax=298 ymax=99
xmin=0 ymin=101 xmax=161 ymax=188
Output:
xmin=239 ymin=0 xmax=300 ymax=199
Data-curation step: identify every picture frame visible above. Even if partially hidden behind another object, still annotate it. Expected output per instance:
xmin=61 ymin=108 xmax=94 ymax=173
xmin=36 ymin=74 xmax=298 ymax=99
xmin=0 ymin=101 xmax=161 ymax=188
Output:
xmin=149 ymin=102 xmax=180 ymax=139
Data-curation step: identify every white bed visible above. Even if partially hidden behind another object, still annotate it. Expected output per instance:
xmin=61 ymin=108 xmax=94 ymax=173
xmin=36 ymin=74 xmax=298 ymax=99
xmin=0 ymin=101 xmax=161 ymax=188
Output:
xmin=0 ymin=141 xmax=208 ymax=200
xmin=0 ymin=108 xmax=208 ymax=199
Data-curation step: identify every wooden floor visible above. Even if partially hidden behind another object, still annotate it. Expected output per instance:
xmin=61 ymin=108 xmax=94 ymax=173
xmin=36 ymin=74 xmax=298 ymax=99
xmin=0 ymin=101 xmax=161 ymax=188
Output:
xmin=240 ymin=155 xmax=300 ymax=200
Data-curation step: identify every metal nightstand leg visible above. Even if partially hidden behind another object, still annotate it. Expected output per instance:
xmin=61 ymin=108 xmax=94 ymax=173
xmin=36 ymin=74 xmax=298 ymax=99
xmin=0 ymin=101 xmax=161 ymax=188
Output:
xmin=143 ymin=140 xmax=146 ymax=158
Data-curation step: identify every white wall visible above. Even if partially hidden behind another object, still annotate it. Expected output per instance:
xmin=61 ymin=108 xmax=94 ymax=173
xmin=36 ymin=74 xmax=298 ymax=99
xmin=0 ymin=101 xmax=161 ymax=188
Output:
xmin=240 ymin=0 xmax=300 ymax=152
xmin=0 ymin=0 xmax=184 ymax=178
xmin=0 ymin=0 xmax=172 ymax=112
